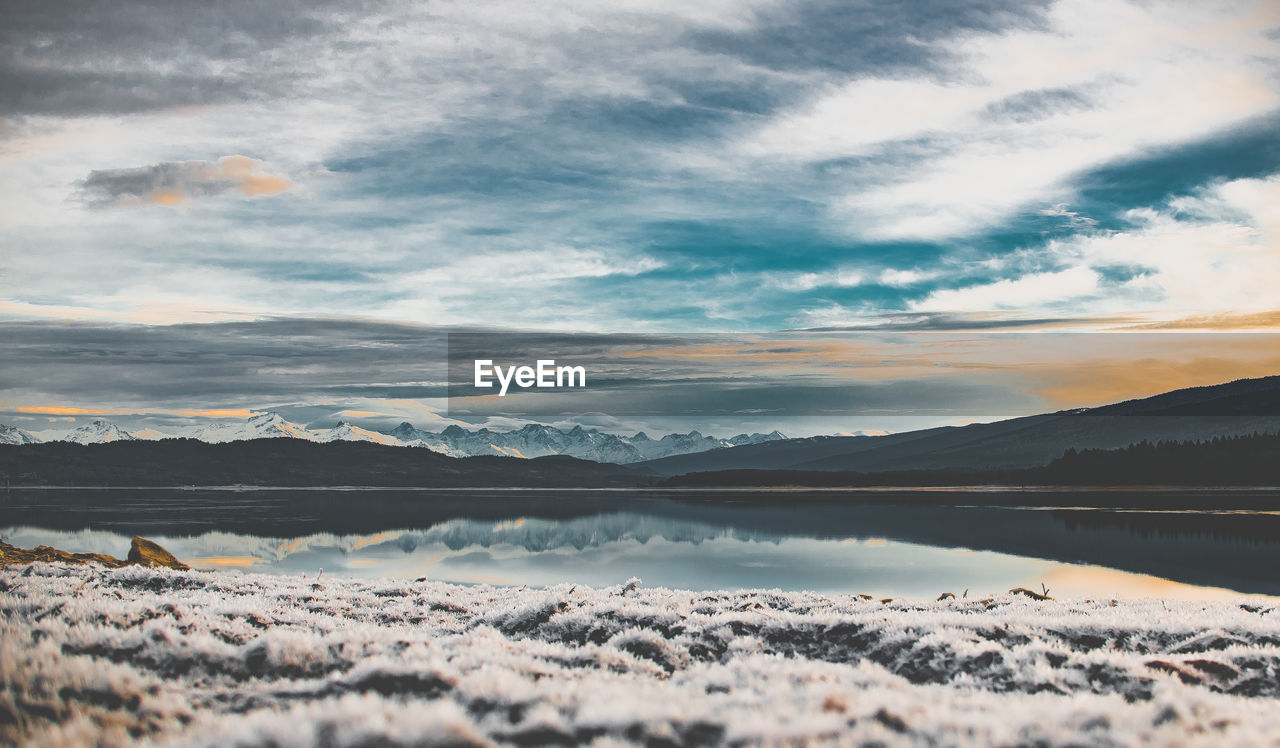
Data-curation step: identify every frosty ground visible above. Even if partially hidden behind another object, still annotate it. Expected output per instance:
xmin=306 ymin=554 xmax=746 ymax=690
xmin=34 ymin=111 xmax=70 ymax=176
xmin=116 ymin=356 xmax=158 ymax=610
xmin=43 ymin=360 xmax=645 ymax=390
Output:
xmin=3 ymin=563 xmax=1279 ymax=746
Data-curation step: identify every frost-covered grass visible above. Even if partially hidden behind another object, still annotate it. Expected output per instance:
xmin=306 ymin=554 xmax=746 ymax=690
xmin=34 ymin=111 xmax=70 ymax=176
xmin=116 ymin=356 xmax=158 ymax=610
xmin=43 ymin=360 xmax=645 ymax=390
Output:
xmin=3 ymin=564 xmax=1280 ymax=746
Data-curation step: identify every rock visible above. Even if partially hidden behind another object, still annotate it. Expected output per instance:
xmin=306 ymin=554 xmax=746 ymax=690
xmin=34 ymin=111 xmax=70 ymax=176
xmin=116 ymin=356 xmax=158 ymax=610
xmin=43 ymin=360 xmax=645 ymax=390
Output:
xmin=0 ymin=541 xmax=127 ymax=568
xmin=0 ymin=537 xmax=189 ymax=570
xmin=127 ymin=536 xmax=189 ymax=570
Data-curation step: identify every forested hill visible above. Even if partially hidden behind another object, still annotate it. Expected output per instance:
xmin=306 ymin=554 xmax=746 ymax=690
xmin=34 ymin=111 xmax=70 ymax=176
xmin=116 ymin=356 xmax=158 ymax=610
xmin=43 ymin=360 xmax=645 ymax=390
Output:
xmin=662 ymin=432 xmax=1280 ymax=488
xmin=1041 ymin=433 xmax=1280 ymax=484
xmin=0 ymin=438 xmax=644 ymax=488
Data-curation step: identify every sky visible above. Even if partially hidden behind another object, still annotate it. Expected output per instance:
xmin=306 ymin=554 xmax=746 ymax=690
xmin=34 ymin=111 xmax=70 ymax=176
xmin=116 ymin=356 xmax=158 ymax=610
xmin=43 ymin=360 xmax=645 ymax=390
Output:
xmin=2 ymin=0 xmax=1279 ymax=435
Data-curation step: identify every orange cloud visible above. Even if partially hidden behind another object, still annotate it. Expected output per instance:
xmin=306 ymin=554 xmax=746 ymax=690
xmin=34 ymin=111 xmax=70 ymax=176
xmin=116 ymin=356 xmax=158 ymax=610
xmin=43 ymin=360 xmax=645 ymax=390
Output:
xmin=82 ymin=155 xmax=291 ymax=208
xmin=16 ymin=405 xmax=151 ymax=416
xmin=147 ymin=189 xmax=186 ymax=206
xmin=613 ymin=336 xmax=1023 ymax=382
xmin=239 ymin=173 xmax=292 ymax=196
xmin=215 ymin=155 xmax=291 ymax=196
xmin=215 ymin=155 xmax=257 ymax=176
xmin=1128 ymin=309 xmax=1280 ymax=331
xmin=15 ymin=405 xmax=258 ymax=419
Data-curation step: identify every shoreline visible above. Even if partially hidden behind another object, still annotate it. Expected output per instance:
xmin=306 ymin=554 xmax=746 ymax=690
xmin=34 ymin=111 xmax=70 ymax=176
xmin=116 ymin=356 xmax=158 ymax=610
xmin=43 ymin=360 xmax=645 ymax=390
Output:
xmin=8 ymin=483 xmax=1280 ymax=491
xmin=9 ymin=485 xmax=1280 ymax=515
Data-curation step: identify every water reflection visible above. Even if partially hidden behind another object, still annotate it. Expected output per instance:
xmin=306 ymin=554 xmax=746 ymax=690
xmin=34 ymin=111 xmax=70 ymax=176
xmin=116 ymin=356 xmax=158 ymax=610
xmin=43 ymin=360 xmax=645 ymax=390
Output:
xmin=0 ymin=521 xmax=1054 ymax=597
xmin=2 ymin=488 xmax=1279 ymax=599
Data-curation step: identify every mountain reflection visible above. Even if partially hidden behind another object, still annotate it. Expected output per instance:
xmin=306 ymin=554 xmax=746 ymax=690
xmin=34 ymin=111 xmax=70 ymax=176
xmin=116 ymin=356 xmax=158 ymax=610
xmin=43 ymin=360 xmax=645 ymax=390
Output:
xmin=2 ymin=489 xmax=1279 ymax=596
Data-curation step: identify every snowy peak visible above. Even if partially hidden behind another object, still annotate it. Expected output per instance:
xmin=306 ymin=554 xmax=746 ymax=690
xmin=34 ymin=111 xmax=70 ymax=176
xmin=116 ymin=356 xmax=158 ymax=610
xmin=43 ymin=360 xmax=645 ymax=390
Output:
xmin=376 ymin=423 xmax=788 ymax=463
xmin=65 ymin=419 xmax=136 ymax=444
xmin=187 ymin=412 xmax=317 ymax=443
xmin=388 ymin=422 xmax=424 ymax=441
xmin=317 ymin=422 xmax=403 ymax=446
xmin=727 ymin=431 xmax=788 ymax=446
xmin=0 ymin=424 xmax=40 ymax=445
xmin=248 ymin=412 xmax=285 ymax=426
xmin=3 ymin=414 xmax=791 ymax=464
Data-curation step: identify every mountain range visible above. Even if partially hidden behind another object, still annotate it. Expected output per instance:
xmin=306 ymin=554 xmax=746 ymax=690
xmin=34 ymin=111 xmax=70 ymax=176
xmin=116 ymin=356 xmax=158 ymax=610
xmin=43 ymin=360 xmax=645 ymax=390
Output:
xmin=387 ymin=422 xmax=785 ymax=462
xmin=6 ymin=375 xmax=1280 ymax=481
xmin=3 ymin=414 xmax=785 ymax=464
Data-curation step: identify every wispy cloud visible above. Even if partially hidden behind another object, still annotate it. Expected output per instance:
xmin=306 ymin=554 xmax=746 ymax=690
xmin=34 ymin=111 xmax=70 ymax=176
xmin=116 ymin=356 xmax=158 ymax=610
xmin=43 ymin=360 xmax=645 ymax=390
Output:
xmin=735 ymin=0 xmax=1280 ymax=241
xmin=911 ymin=266 xmax=1102 ymax=313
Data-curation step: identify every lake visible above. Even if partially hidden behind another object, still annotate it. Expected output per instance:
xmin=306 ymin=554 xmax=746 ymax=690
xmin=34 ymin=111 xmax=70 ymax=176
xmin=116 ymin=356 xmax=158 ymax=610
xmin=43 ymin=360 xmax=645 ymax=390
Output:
xmin=4 ymin=487 xmax=1279 ymax=600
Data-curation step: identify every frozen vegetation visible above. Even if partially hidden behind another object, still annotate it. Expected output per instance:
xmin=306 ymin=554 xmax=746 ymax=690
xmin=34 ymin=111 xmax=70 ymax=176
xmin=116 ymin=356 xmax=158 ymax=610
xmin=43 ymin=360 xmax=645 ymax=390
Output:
xmin=3 ymin=563 xmax=1280 ymax=746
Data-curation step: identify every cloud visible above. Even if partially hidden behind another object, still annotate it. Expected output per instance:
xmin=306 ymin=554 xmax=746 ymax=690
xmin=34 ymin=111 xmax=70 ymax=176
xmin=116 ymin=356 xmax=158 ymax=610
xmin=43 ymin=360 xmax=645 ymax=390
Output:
xmin=735 ymin=0 xmax=1280 ymax=240
xmin=802 ymin=311 xmax=1135 ymax=332
xmin=878 ymin=269 xmax=935 ymax=287
xmin=14 ymin=405 xmax=149 ymax=416
xmin=1036 ymin=204 xmax=1096 ymax=228
xmin=173 ymin=408 xmax=258 ymax=418
xmin=1129 ymin=310 xmax=1280 ymax=331
xmin=0 ymin=0 xmax=1275 ymax=336
xmin=0 ymin=318 xmax=450 ymax=416
xmin=77 ymin=156 xmax=291 ymax=207
xmin=420 ymin=247 xmax=662 ymax=287
xmin=911 ymin=266 xmax=1101 ymax=313
xmin=769 ymin=269 xmax=863 ymax=291
xmin=13 ymin=405 xmax=258 ymax=418
xmin=0 ymin=0 xmax=357 ymax=118
xmin=1041 ymin=175 xmax=1280 ymax=319
xmin=687 ymin=0 xmax=1050 ymax=77
xmin=790 ymin=305 xmax=1115 ymax=331
xmin=884 ymin=173 xmax=1280 ymax=321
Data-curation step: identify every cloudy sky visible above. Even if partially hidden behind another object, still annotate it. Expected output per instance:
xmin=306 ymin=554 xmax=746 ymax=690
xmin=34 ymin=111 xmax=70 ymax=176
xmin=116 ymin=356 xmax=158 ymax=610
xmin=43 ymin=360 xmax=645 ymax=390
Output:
xmin=2 ymin=0 xmax=1279 ymax=434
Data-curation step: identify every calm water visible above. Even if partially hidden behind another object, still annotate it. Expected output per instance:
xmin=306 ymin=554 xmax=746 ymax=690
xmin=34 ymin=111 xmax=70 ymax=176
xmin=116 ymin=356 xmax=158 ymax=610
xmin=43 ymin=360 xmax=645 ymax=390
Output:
xmin=4 ymin=488 xmax=1280 ymax=599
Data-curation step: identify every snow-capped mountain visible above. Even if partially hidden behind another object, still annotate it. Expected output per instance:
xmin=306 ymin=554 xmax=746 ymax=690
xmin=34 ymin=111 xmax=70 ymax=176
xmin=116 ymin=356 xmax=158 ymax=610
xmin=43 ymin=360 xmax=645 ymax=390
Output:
xmin=0 ymin=424 xmax=40 ymax=445
xmin=386 ymin=422 xmax=786 ymax=463
xmin=316 ymin=422 xmax=403 ymax=446
xmin=64 ymin=419 xmax=137 ymax=444
xmin=627 ymin=430 xmax=725 ymax=460
xmin=727 ymin=431 xmax=789 ymax=446
xmin=1 ymin=414 xmax=788 ymax=464
xmin=187 ymin=412 xmax=317 ymax=443
xmin=391 ymin=423 xmax=633 ymax=460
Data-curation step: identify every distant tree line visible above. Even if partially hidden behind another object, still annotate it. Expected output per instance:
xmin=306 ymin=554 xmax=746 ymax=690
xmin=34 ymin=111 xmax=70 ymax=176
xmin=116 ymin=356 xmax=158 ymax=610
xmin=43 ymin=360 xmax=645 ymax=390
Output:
xmin=664 ymin=432 xmax=1280 ymax=487
xmin=1041 ymin=432 xmax=1280 ymax=485
xmin=1 ymin=432 xmax=1276 ymax=489
xmin=0 ymin=438 xmax=641 ymax=488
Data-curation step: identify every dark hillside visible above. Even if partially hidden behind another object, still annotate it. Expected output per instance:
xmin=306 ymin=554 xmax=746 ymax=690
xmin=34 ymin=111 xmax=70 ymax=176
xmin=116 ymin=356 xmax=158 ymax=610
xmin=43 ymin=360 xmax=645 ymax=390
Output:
xmin=0 ymin=438 xmax=644 ymax=487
